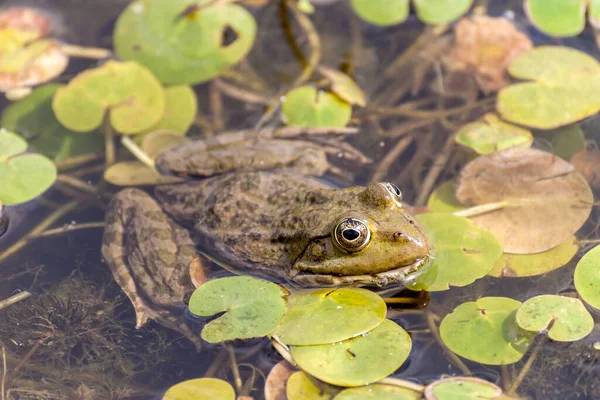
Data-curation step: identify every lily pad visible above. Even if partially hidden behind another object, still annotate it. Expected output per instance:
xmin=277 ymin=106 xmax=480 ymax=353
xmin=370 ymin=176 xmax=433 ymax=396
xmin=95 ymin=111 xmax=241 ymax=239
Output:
xmin=497 ymin=46 xmax=600 ymax=129
xmin=455 ymin=113 xmax=533 ymax=155
xmin=455 ymin=147 xmax=593 ymax=254
xmin=0 ymin=129 xmax=56 ymax=205
xmin=319 ymin=66 xmax=366 ymax=107
xmin=139 ymin=85 xmax=197 ymax=138
xmin=272 ymin=288 xmax=386 ymax=346
xmin=440 ymin=297 xmax=535 ymax=365
xmin=570 ymin=149 xmax=600 ymax=190
xmin=188 ymin=276 xmax=288 ymax=343
xmin=1 ymin=84 xmax=103 ymax=161
xmin=525 ymin=0 xmax=586 ymax=37
xmin=424 ymin=377 xmax=502 ymax=400
xmin=590 ymin=0 xmax=600 ymax=28
xmin=488 ymin=237 xmax=578 ymax=278
xmin=575 ymin=245 xmax=600 ymax=310
xmin=335 ymin=385 xmax=420 ymax=400
xmin=349 ymin=0 xmax=409 ymax=27
xmin=265 ymin=361 xmax=297 ymax=400
xmin=413 ymin=0 xmax=473 ymax=25
xmin=281 ymin=86 xmax=352 ymax=128
xmin=413 ymin=213 xmax=503 ymax=291
xmin=163 ymin=378 xmax=235 ymax=400
xmin=426 ymin=181 xmax=465 ymax=213
xmin=516 ymin=295 xmax=593 ymax=341
xmin=535 ymin=124 xmax=586 ymax=161
xmin=103 ymin=161 xmax=182 ymax=186
xmin=141 ymin=130 xmax=189 ymax=159
xmin=290 ymin=319 xmax=411 ymax=387
xmin=52 ymin=60 xmax=165 ymax=134
xmin=287 ymin=372 xmax=338 ymax=400
xmin=114 ymin=0 xmax=257 ymax=85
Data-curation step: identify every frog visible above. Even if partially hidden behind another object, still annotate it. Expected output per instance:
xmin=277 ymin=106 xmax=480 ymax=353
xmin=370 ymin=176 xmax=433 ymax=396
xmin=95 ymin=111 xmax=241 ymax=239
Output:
xmin=101 ymin=130 xmax=430 ymax=349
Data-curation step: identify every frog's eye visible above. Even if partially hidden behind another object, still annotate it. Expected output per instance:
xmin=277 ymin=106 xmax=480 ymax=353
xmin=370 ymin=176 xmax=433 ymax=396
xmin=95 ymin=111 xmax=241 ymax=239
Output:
xmin=381 ymin=182 xmax=403 ymax=201
xmin=333 ymin=218 xmax=371 ymax=252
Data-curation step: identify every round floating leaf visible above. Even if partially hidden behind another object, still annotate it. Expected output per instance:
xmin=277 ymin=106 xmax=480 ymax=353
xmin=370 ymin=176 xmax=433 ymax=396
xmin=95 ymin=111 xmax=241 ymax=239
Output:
xmin=413 ymin=213 xmax=503 ymax=291
xmin=440 ymin=297 xmax=534 ymax=365
xmin=570 ymin=149 xmax=600 ymax=191
xmin=535 ymin=124 xmax=585 ymax=161
xmin=350 ymin=0 xmax=409 ymax=27
xmin=498 ymin=46 xmax=600 ymax=129
xmin=413 ymin=0 xmax=473 ymax=25
xmin=575 ymin=245 xmax=600 ymax=310
xmin=335 ymin=385 xmax=420 ymax=400
xmin=590 ymin=0 xmax=600 ymax=28
xmin=163 ymin=378 xmax=235 ymax=400
xmin=272 ymin=288 xmax=386 ymax=345
xmin=1 ymin=84 xmax=103 ymax=161
xmin=424 ymin=377 xmax=502 ymax=400
xmin=114 ymin=0 xmax=257 ymax=85
xmin=427 ymin=181 xmax=465 ymax=213
xmin=282 ymin=86 xmax=351 ymax=128
xmin=140 ymin=85 xmax=197 ymax=137
xmin=52 ymin=60 xmax=165 ymax=134
xmin=103 ymin=161 xmax=182 ymax=186
xmin=290 ymin=319 xmax=411 ymax=387
xmin=265 ymin=361 xmax=297 ymax=400
xmin=489 ymin=237 xmax=578 ymax=278
xmin=188 ymin=276 xmax=288 ymax=343
xmin=287 ymin=372 xmax=338 ymax=400
xmin=141 ymin=130 xmax=189 ymax=159
xmin=516 ymin=295 xmax=593 ymax=341
xmin=319 ymin=66 xmax=366 ymax=107
xmin=456 ymin=147 xmax=593 ymax=254
xmin=455 ymin=113 xmax=533 ymax=155
xmin=0 ymin=129 xmax=56 ymax=205
xmin=525 ymin=0 xmax=585 ymax=37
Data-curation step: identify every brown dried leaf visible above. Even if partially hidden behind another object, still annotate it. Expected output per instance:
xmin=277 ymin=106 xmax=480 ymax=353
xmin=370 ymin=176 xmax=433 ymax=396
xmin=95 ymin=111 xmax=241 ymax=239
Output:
xmin=0 ymin=8 xmax=51 ymax=35
xmin=456 ymin=147 xmax=593 ymax=254
xmin=264 ymin=360 xmax=297 ymax=400
xmin=570 ymin=150 xmax=600 ymax=191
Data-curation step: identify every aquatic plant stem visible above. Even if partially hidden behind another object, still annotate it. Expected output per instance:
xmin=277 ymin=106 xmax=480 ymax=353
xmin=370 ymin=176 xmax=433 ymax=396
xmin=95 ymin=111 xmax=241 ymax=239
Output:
xmin=426 ymin=312 xmax=472 ymax=375
xmin=453 ymin=201 xmax=509 ymax=218
xmin=270 ymin=335 xmax=297 ymax=366
xmin=379 ymin=377 xmax=424 ymax=393
xmin=54 ymin=153 xmax=102 ymax=171
xmin=227 ymin=345 xmax=243 ymax=393
xmin=415 ymin=132 xmax=456 ymax=205
xmin=31 ymin=222 xmax=104 ymax=239
xmin=103 ymin=118 xmax=115 ymax=168
xmin=372 ymin=96 xmax=495 ymax=119
xmin=507 ymin=335 xmax=547 ymax=396
xmin=1 ymin=346 xmax=5 ymax=400
xmin=121 ymin=137 xmax=155 ymax=168
xmin=214 ymin=79 xmax=270 ymax=105
xmin=61 ymin=44 xmax=111 ymax=59
xmin=0 ymin=292 xmax=31 ymax=311
xmin=370 ymin=136 xmax=414 ymax=183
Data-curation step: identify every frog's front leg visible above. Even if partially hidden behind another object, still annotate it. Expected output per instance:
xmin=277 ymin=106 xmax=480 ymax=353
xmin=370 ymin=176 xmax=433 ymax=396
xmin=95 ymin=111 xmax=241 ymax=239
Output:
xmin=102 ymin=188 xmax=202 ymax=350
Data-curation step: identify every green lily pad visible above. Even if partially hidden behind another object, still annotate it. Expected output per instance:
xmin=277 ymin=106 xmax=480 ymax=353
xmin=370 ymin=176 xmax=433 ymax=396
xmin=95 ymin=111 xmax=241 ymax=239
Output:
xmin=282 ymin=86 xmax=352 ymax=128
xmin=290 ymin=319 xmax=411 ymax=387
xmin=1 ymin=84 xmax=103 ymax=161
xmin=272 ymin=288 xmax=386 ymax=346
xmin=535 ymin=124 xmax=586 ymax=161
xmin=413 ymin=0 xmax=473 ymax=25
xmin=114 ymin=0 xmax=256 ymax=85
xmin=287 ymin=372 xmax=338 ymax=400
xmin=0 ymin=129 xmax=56 ymax=205
xmin=335 ymin=385 xmax=421 ymax=400
xmin=497 ymin=46 xmax=600 ymax=129
xmin=163 ymin=378 xmax=235 ymax=400
xmin=575 ymin=245 xmax=600 ymax=310
xmin=319 ymin=66 xmax=366 ymax=107
xmin=424 ymin=377 xmax=502 ymax=400
xmin=350 ymin=0 xmax=409 ymax=27
xmin=455 ymin=113 xmax=533 ymax=155
xmin=413 ymin=213 xmax=503 ymax=291
xmin=139 ymin=85 xmax=197 ymax=137
xmin=52 ymin=60 xmax=165 ymax=135
xmin=440 ymin=297 xmax=535 ymax=365
xmin=426 ymin=181 xmax=465 ymax=214
xmin=516 ymin=295 xmax=593 ymax=342
xmin=525 ymin=0 xmax=585 ymax=37
xmin=488 ymin=237 xmax=578 ymax=278
xmin=590 ymin=0 xmax=600 ymax=28
xmin=188 ymin=276 xmax=288 ymax=343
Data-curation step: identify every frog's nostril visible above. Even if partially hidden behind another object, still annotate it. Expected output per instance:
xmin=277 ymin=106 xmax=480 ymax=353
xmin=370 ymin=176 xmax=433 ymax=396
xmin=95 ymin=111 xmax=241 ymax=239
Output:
xmin=393 ymin=232 xmax=404 ymax=240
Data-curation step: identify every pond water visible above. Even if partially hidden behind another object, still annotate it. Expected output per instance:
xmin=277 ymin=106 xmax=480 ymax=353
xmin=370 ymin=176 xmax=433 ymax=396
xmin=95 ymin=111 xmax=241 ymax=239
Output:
xmin=1 ymin=0 xmax=600 ymax=399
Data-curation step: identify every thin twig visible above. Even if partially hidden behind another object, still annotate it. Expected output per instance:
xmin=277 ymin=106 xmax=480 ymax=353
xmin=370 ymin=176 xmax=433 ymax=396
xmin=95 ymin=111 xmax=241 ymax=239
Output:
xmin=426 ymin=312 xmax=472 ymax=375
xmin=227 ymin=345 xmax=243 ymax=394
xmin=31 ymin=222 xmax=105 ymax=239
xmin=54 ymin=153 xmax=102 ymax=171
xmin=60 ymin=44 xmax=111 ymax=59
xmin=372 ymin=97 xmax=495 ymax=119
xmin=0 ymin=292 xmax=31 ymax=311
xmin=214 ymin=79 xmax=270 ymax=105
xmin=103 ymin=118 xmax=115 ymax=168
xmin=121 ymin=137 xmax=155 ymax=168
xmin=209 ymin=81 xmax=225 ymax=132
xmin=55 ymin=175 xmax=97 ymax=195
xmin=507 ymin=335 xmax=547 ymax=396
xmin=453 ymin=201 xmax=508 ymax=218
xmin=1 ymin=346 xmax=5 ymax=400
xmin=204 ymin=348 xmax=228 ymax=378
xmin=415 ymin=132 xmax=456 ymax=205
xmin=370 ymin=136 xmax=413 ymax=183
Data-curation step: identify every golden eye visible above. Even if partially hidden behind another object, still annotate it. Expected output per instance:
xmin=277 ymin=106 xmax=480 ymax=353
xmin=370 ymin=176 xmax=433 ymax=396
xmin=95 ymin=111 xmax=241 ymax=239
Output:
xmin=333 ymin=218 xmax=371 ymax=252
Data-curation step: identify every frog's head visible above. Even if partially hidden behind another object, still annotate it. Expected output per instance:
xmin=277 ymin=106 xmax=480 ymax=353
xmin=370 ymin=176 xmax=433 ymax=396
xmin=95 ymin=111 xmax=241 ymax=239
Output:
xmin=291 ymin=182 xmax=430 ymax=287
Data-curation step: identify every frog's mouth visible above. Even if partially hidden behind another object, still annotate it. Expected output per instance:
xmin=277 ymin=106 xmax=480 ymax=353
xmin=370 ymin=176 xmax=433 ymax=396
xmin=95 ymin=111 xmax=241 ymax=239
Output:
xmin=289 ymin=255 xmax=430 ymax=288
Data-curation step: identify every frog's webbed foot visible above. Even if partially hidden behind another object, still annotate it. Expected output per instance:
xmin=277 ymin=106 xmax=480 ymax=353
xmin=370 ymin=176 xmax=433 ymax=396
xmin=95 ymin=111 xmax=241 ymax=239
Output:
xmin=102 ymin=188 xmax=202 ymax=350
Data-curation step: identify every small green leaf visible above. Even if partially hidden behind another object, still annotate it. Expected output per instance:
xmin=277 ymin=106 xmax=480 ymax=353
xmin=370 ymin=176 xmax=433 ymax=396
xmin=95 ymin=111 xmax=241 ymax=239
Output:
xmin=516 ymin=295 xmax=593 ymax=342
xmin=282 ymin=86 xmax=352 ymax=128
xmin=162 ymin=378 xmax=235 ymax=400
xmin=424 ymin=377 xmax=502 ymax=400
xmin=413 ymin=213 xmax=503 ymax=291
xmin=440 ymin=297 xmax=535 ymax=365
xmin=575 ymin=245 xmax=600 ymax=310
xmin=534 ymin=124 xmax=586 ymax=161
xmin=335 ymin=384 xmax=421 ymax=400
xmin=455 ymin=113 xmax=533 ymax=155
xmin=350 ymin=0 xmax=409 ymax=27
xmin=52 ymin=60 xmax=166 ymax=134
xmin=426 ymin=181 xmax=465 ymax=213
xmin=525 ymin=0 xmax=586 ymax=37
xmin=413 ymin=0 xmax=473 ymax=25
xmin=114 ymin=0 xmax=257 ymax=85
xmin=0 ymin=129 xmax=56 ymax=205
xmin=188 ymin=276 xmax=288 ymax=343
xmin=319 ymin=66 xmax=366 ymax=107
xmin=287 ymin=372 xmax=338 ymax=400
xmin=290 ymin=319 xmax=411 ymax=387
xmin=138 ymin=85 xmax=197 ymax=138
xmin=272 ymin=288 xmax=386 ymax=345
